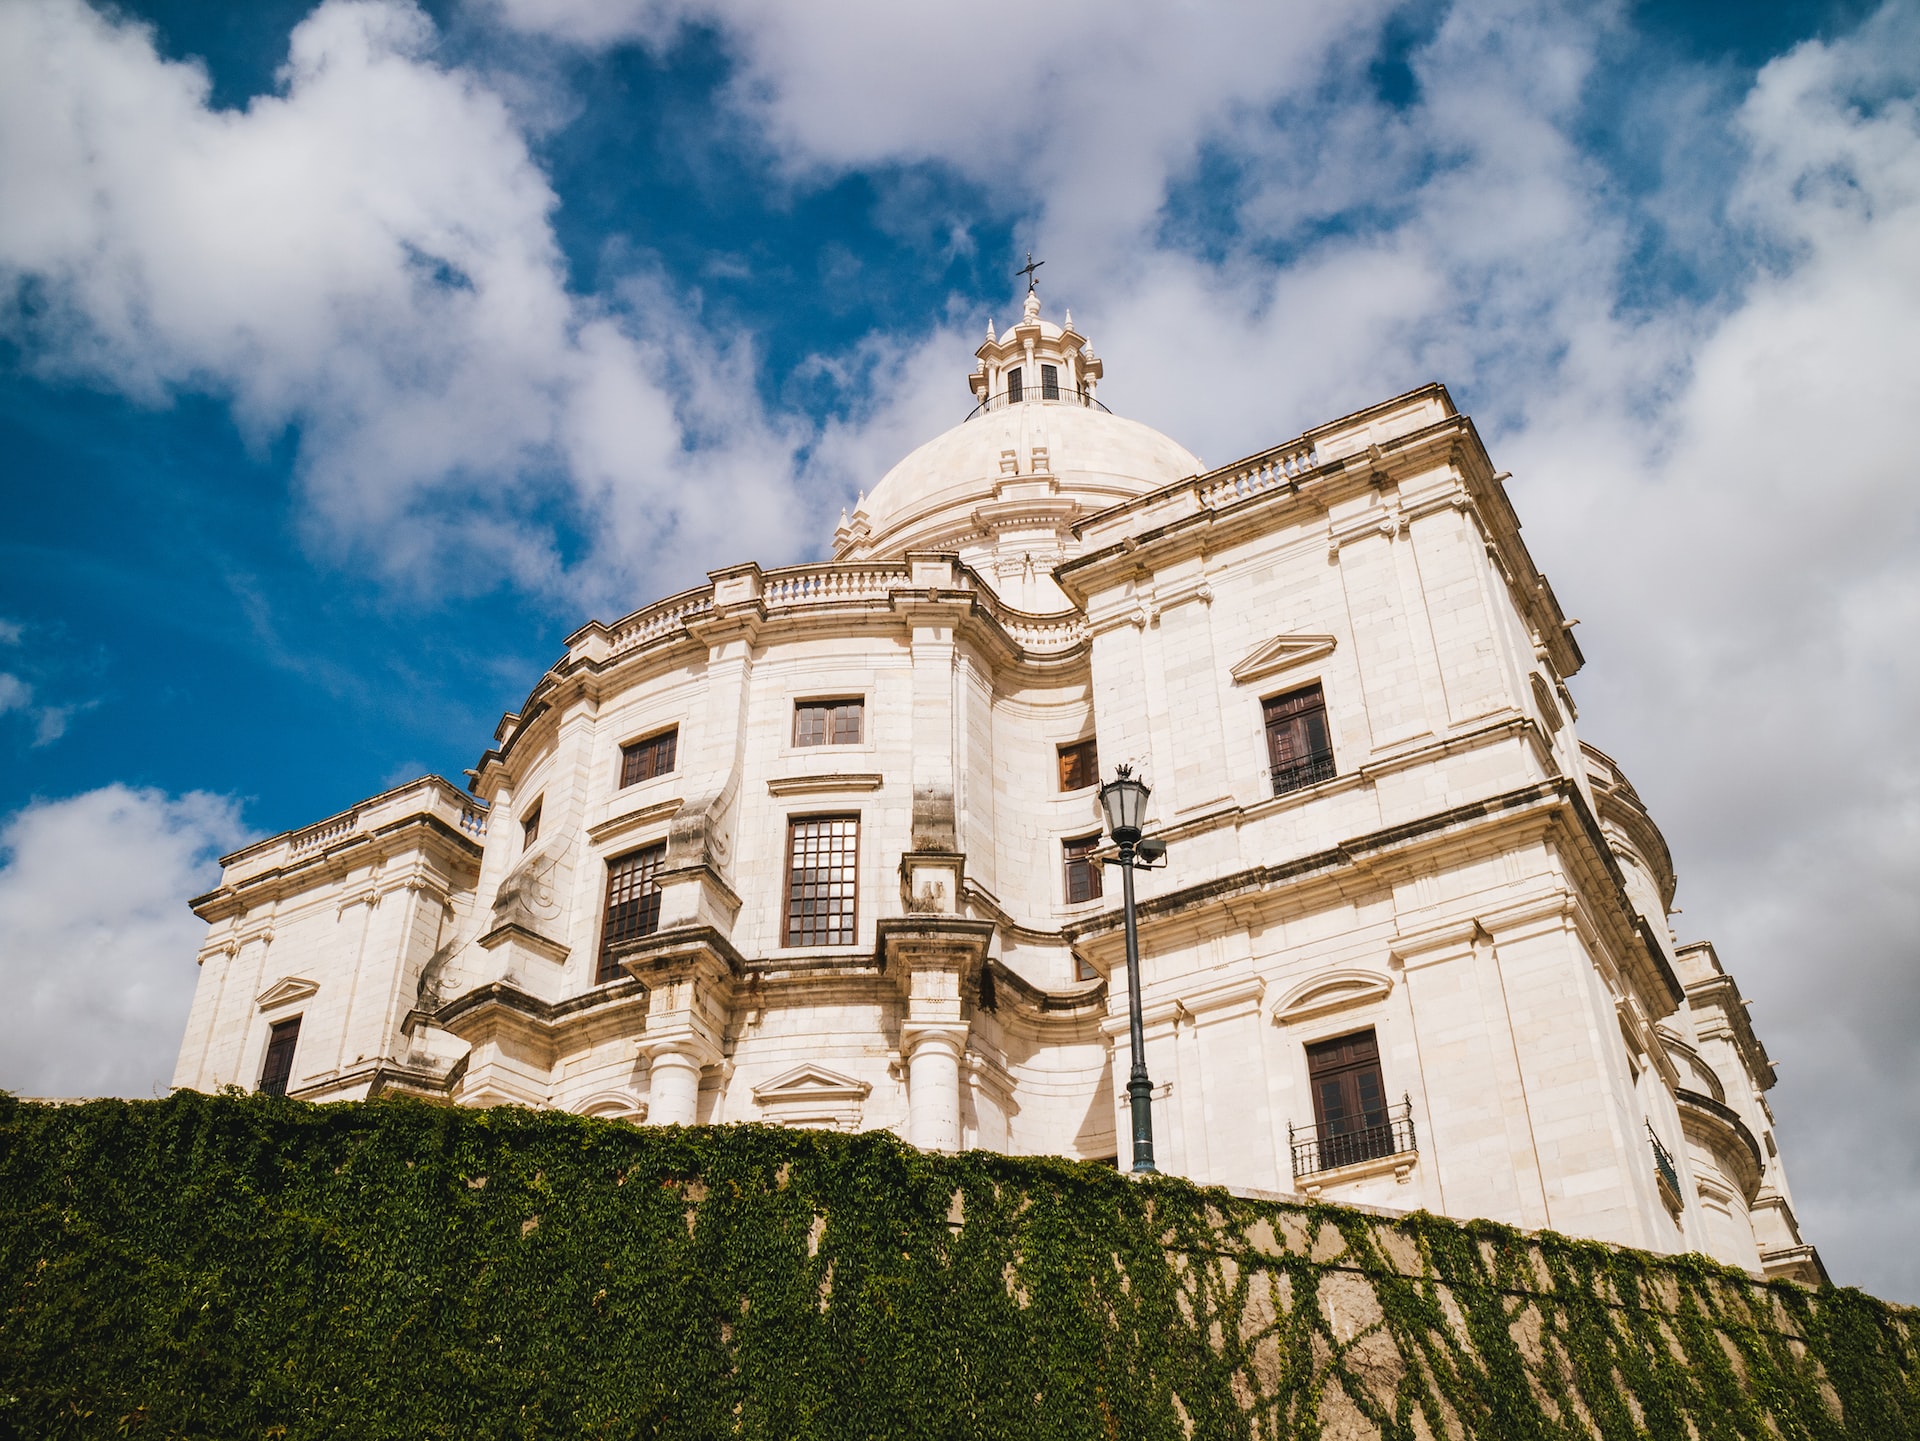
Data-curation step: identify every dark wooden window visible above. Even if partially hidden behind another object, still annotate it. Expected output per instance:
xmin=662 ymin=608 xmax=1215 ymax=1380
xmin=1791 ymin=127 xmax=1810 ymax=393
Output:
xmin=521 ymin=803 xmax=541 ymax=849
xmin=598 ymin=844 xmax=666 ymax=982
xmin=1307 ymin=1028 xmax=1389 ymax=1149
xmin=1007 ymin=366 xmax=1023 ymax=403
xmin=1063 ymin=835 xmax=1104 ymax=904
xmin=259 ymin=1017 xmax=301 ymax=1097
xmin=1040 ymin=363 xmax=1060 ymax=399
xmin=1074 ymin=953 xmax=1099 ymax=982
xmin=620 ymin=728 xmax=677 ymax=788
xmin=1265 ymin=683 xmax=1335 ymax=795
xmin=1058 ymin=737 xmax=1098 ymax=792
xmin=783 ymin=815 xmax=859 ymax=946
xmin=794 ymin=699 xmax=863 ymax=747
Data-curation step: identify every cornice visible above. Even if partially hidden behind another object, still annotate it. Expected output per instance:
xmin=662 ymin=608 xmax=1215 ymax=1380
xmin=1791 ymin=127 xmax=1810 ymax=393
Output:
xmin=193 ymin=813 xmax=481 ymax=922
xmin=1676 ymin=1087 xmax=1765 ymax=1196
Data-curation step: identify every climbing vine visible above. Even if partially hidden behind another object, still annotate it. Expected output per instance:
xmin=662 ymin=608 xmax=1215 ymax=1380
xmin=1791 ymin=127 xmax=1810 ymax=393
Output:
xmin=0 ymin=1091 xmax=1913 ymax=1439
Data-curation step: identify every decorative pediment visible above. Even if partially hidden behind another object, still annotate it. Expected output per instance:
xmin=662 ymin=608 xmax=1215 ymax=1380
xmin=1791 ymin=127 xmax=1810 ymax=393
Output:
xmin=752 ymin=1064 xmax=873 ymax=1105
xmin=751 ymin=1064 xmax=873 ymax=1132
xmin=256 ymin=975 xmax=319 ymax=1010
xmin=1230 ymin=634 xmax=1337 ymax=686
xmin=1272 ymin=969 xmax=1393 ymax=1026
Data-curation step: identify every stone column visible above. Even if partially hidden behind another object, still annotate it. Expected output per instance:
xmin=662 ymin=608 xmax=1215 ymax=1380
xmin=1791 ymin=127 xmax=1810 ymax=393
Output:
xmin=879 ymin=916 xmax=993 ymax=1155
xmin=640 ymin=1039 xmax=720 ymax=1126
xmin=621 ymin=934 xmax=739 ymax=1129
xmin=901 ymin=1022 xmax=969 ymax=1152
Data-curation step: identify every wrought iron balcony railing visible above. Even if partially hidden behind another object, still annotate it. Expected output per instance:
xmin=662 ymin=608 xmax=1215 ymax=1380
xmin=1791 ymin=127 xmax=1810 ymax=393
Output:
xmin=964 ymin=387 xmax=1112 ymax=421
xmin=1648 ymin=1122 xmax=1682 ymax=1209
xmin=1271 ymin=751 xmax=1337 ymax=797
xmin=1289 ymin=1096 xmax=1416 ymax=1179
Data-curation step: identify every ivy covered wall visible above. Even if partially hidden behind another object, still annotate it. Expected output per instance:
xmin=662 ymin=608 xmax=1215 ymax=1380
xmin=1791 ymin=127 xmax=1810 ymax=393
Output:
xmin=1 ymin=1092 xmax=1914 ymax=1440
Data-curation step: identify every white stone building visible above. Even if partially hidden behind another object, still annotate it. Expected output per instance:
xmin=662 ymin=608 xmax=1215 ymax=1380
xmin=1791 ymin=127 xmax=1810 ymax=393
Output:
xmin=174 ymin=292 xmax=1823 ymax=1283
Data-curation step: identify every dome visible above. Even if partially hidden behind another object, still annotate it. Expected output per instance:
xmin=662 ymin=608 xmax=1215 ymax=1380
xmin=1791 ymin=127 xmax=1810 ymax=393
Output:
xmin=832 ymin=292 xmax=1202 ymax=610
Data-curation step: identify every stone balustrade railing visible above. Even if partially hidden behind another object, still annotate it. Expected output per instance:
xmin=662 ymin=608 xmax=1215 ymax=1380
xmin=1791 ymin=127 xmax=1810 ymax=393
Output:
xmin=607 ymin=589 xmax=717 ymax=658
xmin=1194 ymin=439 xmax=1319 ymax=510
xmin=290 ymin=813 xmax=358 ymax=857
xmin=593 ymin=560 xmax=1088 ymax=666
xmin=761 ymin=565 xmax=911 ymax=608
xmin=220 ymin=777 xmax=487 ymax=884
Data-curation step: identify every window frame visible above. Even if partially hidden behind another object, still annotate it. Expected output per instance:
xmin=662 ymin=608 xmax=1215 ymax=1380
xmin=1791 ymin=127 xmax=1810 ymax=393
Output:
xmin=1263 ymin=681 xmax=1336 ymax=795
xmin=1305 ymin=1028 xmax=1390 ymax=1145
xmin=1040 ymin=362 xmax=1060 ymax=399
xmin=598 ymin=842 xmax=667 ymax=982
xmin=1057 ymin=737 xmax=1099 ymax=792
xmin=792 ymin=697 xmax=865 ymax=749
xmin=619 ymin=726 xmax=679 ymax=789
xmin=259 ymin=1016 xmax=302 ymax=1097
xmin=1007 ymin=365 xmax=1023 ymax=403
xmin=1062 ymin=833 xmax=1104 ymax=906
xmin=520 ymin=800 xmax=542 ymax=849
xmin=781 ymin=813 xmax=861 ymax=948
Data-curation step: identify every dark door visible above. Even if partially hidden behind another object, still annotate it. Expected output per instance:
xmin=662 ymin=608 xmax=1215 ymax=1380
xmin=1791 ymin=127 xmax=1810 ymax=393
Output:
xmin=1306 ymin=1029 xmax=1389 ymax=1169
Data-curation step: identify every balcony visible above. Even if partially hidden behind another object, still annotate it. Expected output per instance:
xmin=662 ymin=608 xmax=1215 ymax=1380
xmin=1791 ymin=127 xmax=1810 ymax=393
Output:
xmin=1271 ymin=750 xmax=1337 ymax=797
xmin=964 ymin=386 xmax=1112 ymax=421
xmin=1290 ymin=1096 xmax=1417 ymax=1184
xmin=1648 ymin=1123 xmax=1684 ymax=1213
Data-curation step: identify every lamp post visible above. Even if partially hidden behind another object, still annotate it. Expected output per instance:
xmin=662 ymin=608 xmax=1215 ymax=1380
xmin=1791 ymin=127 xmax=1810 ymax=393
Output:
xmin=1098 ymin=765 xmax=1165 ymax=1175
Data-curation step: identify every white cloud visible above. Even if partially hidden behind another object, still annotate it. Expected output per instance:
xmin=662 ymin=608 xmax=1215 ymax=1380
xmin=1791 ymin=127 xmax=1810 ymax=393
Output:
xmin=0 ymin=674 xmax=29 ymax=714
xmin=0 ymin=0 xmax=809 ymax=608
xmin=0 ymin=786 xmax=251 ymax=1099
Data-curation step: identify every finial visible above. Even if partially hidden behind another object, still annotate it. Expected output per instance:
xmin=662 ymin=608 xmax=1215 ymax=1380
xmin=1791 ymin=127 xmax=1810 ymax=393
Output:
xmin=986 ymin=317 xmax=996 ymax=342
xmin=1022 ymin=289 xmax=1041 ymax=324
xmin=1016 ymin=251 xmax=1044 ymax=294
xmin=1064 ymin=308 xmax=1073 ymax=330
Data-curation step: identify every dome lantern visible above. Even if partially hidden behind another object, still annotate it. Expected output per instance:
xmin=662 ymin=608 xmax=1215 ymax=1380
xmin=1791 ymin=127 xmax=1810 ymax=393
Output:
xmin=966 ymin=285 xmax=1104 ymax=419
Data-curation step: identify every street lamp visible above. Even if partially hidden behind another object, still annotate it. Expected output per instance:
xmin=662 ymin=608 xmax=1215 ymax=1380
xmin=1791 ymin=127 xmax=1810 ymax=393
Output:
xmin=1098 ymin=765 xmax=1166 ymax=1174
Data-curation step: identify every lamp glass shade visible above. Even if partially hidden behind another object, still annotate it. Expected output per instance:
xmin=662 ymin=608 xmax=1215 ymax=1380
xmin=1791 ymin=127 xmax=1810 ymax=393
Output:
xmin=1098 ymin=774 xmax=1151 ymax=837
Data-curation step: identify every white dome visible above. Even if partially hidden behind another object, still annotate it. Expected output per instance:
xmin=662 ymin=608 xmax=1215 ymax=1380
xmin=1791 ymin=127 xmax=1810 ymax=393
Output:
xmin=839 ymin=400 xmax=1202 ymax=562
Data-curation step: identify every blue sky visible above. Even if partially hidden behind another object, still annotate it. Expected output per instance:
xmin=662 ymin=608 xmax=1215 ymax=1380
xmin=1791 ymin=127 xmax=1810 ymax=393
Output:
xmin=1 ymin=0 xmax=1916 ymax=1299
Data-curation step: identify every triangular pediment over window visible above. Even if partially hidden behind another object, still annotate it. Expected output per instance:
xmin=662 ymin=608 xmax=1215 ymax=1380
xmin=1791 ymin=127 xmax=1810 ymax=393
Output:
xmin=256 ymin=975 xmax=319 ymax=1010
xmin=751 ymin=1063 xmax=873 ymax=1132
xmin=1230 ymin=634 xmax=1337 ymax=686
xmin=751 ymin=1064 xmax=873 ymax=1105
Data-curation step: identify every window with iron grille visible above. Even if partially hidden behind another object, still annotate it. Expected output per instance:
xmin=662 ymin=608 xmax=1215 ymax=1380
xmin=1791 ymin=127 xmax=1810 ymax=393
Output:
xmin=521 ymin=802 xmax=541 ymax=849
xmin=598 ymin=843 xmax=666 ymax=982
xmin=1057 ymin=737 xmax=1098 ymax=792
xmin=1041 ymin=363 xmax=1060 ymax=399
xmin=1063 ymin=835 xmax=1104 ymax=904
xmin=1007 ymin=366 xmax=1023 ymax=403
xmin=793 ymin=699 xmax=863 ymax=747
xmin=1306 ymin=1029 xmax=1393 ymax=1167
xmin=783 ymin=815 xmax=859 ymax=946
xmin=259 ymin=1016 xmax=301 ymax=1097
xmin=619 ymin=728 xmax=677 ymax=788
xmin=1264 ymin=683 xmax=1335 ymax=796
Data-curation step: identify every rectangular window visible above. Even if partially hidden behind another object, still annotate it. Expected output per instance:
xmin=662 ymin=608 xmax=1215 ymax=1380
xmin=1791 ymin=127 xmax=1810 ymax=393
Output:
xmin=620 ymin=728 xmax=678 ymax=788
xmin=1040 ymin=363 xmax=1060 ymax=400
xmin=793 ymin=699 xmax=863 ymax=747
xmin=259 ymin=1017 xmax=301 ymax=1097
xmin=521 ymin=803 xmax=541 ymax=849
xmin=1063 ymin=834 xmax=1104 ymax=905
xmin=1057 ymin=737 xmax=1098 ymax=792
xmin=599 ymin=843 xmax=666 ymax=982
xmin=1306 ymin=1029 xmax=1391 ymax=1169
xmin=1265 ymin=683 xmax=1335 ymax=796
xmin=1007 ymin=366 xmax=1023 ymax=403
xmin=783 ymin=815 xmax=859 ymax=946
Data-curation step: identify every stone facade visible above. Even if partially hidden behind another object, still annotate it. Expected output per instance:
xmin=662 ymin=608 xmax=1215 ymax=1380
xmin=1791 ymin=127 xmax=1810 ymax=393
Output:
xmin=173 ymin=293 xmax=1823 ymax=1284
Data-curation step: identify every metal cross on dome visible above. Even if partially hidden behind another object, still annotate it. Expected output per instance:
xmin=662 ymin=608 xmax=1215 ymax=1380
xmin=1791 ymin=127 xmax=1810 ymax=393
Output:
xmin=1016 ymin=252 xmax=1044 ymax=293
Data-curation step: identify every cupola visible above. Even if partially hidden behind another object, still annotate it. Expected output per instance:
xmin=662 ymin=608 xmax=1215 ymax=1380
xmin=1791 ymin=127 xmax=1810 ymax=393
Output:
xmin=966 ymin=286 xmax=1105 ymax=416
